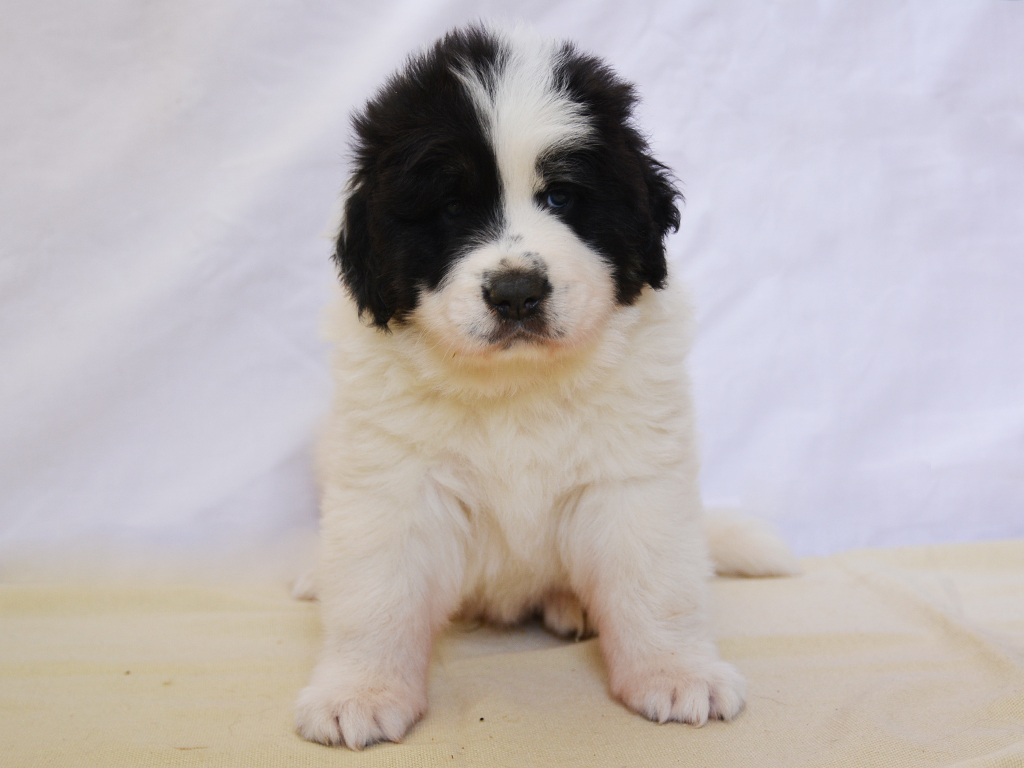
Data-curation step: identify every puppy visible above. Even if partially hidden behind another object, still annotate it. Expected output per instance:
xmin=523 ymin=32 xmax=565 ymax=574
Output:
xmin=295 ymin=25 xmax=796 ymax=749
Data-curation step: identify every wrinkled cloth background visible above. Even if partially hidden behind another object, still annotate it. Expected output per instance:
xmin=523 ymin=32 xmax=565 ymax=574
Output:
xmin=2 ymin=0 xmax=1022 ymax=576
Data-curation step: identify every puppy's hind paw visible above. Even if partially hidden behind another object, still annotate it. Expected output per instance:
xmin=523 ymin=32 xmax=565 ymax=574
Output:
xmin=541 ymin=591 xmax=594 ymax=640
xmin=291 ymin=567 xmax=317 ymax=601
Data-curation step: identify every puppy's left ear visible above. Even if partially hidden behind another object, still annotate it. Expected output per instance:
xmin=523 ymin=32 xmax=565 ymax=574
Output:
xmin=638 ymin=153 xmax=681 ymax=290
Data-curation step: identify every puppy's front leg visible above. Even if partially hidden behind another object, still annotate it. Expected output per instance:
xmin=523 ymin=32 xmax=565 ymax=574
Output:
xmin=296 ymin=469 xmax=466 ymax=749
xmin=564 ymin=479 xmax=746 ymax=725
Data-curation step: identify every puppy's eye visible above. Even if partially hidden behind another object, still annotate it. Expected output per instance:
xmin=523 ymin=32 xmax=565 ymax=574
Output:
xmin=541 ymin=189 xmax=572 ymax=210
xmin=443 ymin=200 xmax=463 ymax=217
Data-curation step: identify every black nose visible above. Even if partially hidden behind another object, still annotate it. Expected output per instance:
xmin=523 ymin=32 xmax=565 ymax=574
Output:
xmin=484 ymin=271 xmax=551 ymax=321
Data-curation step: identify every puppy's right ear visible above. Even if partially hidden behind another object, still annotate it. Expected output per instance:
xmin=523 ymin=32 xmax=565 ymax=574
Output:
xmin=333 ymin=181 xmax=396 ymax=329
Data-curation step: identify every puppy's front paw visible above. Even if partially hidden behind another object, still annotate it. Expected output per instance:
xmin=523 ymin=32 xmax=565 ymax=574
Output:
xmin=295 ymin=660 xmax=426 ymax=749
xmin=612 ymin=657 xmax=746 ymax=726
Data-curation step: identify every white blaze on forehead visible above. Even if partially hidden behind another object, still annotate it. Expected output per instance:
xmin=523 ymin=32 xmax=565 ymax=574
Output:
xmin=455 ymin=30 xmax=592 ymax=202
xmin=412 ymin=29 xmax=616 ymax=366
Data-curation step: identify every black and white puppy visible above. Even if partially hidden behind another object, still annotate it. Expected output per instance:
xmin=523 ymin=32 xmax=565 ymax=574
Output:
xmin=295 ymin=25 xmax=796 ymax=749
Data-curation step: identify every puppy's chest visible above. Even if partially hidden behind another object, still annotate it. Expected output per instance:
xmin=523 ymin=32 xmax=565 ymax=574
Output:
xmin=438 ymin=404 xmax=584 ymax=565
xmin=435 ymin=394 xmax=629 ymax=536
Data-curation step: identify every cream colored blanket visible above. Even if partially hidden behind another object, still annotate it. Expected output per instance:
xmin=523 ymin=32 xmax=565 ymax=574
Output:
xmin=3 ymin=541 xmax=1022 ymax=767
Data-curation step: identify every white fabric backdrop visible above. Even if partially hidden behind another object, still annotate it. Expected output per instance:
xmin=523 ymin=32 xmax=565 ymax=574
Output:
xmin=2 ymin=0 xmax=1022 ymax=577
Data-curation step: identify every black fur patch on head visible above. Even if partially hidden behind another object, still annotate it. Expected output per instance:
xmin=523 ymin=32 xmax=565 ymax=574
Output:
xmin=547 ymin=43 xmax=681 ymax=305
xmin=337 ymin=27 xmax=506 ymax=328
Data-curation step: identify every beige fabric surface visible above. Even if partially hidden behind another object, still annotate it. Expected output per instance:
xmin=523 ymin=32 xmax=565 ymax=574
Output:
xmin=2 ymin=540 xmax=1022 ymax=767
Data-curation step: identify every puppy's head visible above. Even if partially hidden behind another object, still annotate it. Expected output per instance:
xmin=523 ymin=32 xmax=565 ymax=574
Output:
xmin=337 ymin=26 xmax=680 ymax=358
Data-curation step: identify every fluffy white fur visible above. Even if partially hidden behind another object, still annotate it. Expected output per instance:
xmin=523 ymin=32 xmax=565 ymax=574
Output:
xmin=295 ymin=27 xmax=797 ymax=750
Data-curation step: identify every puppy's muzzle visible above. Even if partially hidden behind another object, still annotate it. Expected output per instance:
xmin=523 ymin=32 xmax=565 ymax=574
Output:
xmin=483 ymin=270 xmax=552 ymax=322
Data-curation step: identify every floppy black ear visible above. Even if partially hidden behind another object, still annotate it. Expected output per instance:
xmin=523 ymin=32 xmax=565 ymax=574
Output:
xmin=637 ymin=153 xmax=681 ymax=291
xmin=333 ymin=181 xmax=397 ymax=329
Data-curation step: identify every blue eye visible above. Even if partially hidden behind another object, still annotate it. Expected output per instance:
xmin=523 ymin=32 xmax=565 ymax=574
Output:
xmin=544 ymin=189 xmax=571 ymax=209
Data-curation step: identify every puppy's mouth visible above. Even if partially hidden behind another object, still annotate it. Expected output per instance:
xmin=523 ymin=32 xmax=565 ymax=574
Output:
xmin=486 ymin=318 xmax=556 ymax=348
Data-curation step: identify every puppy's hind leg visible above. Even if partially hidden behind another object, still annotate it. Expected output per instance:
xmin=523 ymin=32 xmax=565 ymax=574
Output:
xmin=295 ymin=470 xmax=467 ymax=749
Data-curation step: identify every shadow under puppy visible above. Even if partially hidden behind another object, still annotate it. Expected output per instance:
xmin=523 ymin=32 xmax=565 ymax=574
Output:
xmin=295 ymin=25 xmax=798 ymax=749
